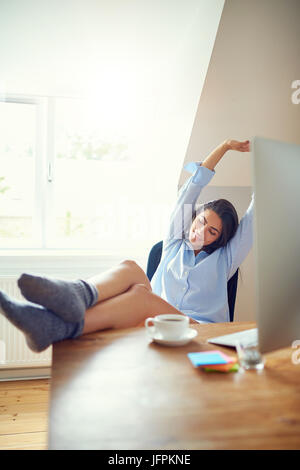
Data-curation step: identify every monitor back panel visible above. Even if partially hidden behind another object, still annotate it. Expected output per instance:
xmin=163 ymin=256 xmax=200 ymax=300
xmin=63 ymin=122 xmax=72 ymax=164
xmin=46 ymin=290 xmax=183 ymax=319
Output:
xmin=252 ymin=136 xmax=300 ymax=353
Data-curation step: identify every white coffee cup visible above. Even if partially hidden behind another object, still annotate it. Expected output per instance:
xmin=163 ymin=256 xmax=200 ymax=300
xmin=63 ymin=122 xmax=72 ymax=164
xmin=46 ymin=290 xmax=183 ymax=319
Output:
xmin=145 ymin=314 xmax=189 ymax=341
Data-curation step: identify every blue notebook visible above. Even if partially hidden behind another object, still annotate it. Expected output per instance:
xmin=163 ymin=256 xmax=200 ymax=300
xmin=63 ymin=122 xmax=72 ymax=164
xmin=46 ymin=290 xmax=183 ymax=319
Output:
xmin=187 ymin=351 xmax=229 ymax=367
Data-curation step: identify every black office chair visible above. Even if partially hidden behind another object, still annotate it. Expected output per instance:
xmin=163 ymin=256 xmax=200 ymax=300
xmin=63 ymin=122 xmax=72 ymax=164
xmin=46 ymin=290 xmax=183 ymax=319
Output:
xmin=146 ymin=240 xmax=238 ymax=322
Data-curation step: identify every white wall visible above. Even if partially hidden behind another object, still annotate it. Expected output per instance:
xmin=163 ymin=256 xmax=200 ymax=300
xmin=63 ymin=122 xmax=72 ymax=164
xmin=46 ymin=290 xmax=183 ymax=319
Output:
xmin=180 ymin=0 xmax=300 ymax=321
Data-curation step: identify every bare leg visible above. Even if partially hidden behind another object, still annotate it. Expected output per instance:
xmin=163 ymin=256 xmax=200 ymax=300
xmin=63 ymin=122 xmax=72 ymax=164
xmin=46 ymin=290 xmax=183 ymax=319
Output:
xmin=82 ymin=283 xmax=185 ymax=334
xmin=87 ymin=260 xmax=152 ymax=303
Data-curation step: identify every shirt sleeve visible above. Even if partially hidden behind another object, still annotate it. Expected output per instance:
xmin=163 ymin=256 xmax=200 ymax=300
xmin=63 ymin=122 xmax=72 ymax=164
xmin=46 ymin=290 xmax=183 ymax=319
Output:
xmin=225 ymin=194 xmax=254 ymax=280
xmin=163 ymin=162 xmax=215 ymax=250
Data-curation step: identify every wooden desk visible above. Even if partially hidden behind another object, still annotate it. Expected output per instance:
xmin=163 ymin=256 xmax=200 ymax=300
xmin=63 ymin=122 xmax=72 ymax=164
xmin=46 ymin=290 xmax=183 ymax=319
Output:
xmin=48 ymin=322 xmax=300 ymax=450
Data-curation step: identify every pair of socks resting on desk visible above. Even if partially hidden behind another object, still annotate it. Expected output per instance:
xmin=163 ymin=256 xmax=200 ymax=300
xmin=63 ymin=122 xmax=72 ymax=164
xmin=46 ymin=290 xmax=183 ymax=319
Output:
xmin=0 ymin=274 xmax=98 ymax=352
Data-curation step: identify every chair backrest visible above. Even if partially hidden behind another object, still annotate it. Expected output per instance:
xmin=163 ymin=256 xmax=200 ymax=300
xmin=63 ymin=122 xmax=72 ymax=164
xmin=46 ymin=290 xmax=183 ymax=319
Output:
xmin=146 ymin=241 xmax=164 ymax=283
xmin=146 ymin=240 xmax=238 ymax=322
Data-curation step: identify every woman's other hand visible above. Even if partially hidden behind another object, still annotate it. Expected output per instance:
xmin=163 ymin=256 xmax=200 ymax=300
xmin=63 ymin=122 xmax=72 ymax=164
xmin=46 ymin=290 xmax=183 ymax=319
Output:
xmin=226 ymin=139 xmax=250 ymax=152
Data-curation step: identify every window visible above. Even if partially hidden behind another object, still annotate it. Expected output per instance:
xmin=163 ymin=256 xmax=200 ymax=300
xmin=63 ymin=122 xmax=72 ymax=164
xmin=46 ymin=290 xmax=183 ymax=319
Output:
xmin=0 ymin=95 xmax=172 ymax=256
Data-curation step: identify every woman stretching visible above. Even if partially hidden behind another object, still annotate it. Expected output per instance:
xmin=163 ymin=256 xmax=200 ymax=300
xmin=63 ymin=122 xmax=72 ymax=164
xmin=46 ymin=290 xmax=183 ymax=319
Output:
xmin=0 ymin=139 xmax=253 ymax=352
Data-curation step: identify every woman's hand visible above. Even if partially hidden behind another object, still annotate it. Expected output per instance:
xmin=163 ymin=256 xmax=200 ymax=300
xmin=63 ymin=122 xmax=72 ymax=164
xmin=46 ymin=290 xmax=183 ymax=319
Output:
xmin=225 ymin=139 xmax=250 ymax=152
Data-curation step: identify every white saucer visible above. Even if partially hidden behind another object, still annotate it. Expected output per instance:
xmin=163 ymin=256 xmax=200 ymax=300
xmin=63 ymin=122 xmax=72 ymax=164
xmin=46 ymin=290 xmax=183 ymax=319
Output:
xmin=147 ymin=327 xmax=198 ymax=347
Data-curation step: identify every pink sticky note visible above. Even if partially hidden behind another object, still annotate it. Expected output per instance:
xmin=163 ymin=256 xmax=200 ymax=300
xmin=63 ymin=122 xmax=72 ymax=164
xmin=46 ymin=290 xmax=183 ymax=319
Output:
xmin=218 ymin=351 xmax=236 ymax=364
xmin=208 ymin=350 xmax=236 ymax=364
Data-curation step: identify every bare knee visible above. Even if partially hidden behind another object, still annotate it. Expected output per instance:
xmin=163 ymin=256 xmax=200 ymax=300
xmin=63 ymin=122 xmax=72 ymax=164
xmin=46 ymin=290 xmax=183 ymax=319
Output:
xmin=120 ymin=260 xmax=152 ymax=290
xmin=120 ymin=259 xmax=137 ymax=269
xmin=120 ymin=259 xmax=142 ymax=277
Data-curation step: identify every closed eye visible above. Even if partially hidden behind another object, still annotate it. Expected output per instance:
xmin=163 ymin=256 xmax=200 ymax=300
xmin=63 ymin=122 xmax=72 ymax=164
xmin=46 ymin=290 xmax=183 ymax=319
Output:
xmin=197 ymin=216 xmax=219 ymax=237
xmin=202 ymin=215 xmax=220 ymax=234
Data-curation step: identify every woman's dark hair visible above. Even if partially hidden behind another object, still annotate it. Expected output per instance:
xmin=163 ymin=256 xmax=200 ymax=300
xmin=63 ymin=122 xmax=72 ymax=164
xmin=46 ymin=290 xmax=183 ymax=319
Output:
xmin=190 ymin=199 xmax=239 ymax=254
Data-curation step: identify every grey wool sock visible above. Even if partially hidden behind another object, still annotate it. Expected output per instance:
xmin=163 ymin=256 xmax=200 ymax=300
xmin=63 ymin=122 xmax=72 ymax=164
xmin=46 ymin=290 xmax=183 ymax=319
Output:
xmin=17 ymin=273 xmax=98 ymax=323
xmin=0 ymin=290 xmax=84 ymax=353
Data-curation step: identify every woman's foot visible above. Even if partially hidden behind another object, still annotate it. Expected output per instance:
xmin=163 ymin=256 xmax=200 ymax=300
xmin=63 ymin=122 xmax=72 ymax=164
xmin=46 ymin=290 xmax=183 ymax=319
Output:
xmin=0 ymin=291 xmax=84 ymax=352
xmin=17 ymin=273 xmax=98 ymax=323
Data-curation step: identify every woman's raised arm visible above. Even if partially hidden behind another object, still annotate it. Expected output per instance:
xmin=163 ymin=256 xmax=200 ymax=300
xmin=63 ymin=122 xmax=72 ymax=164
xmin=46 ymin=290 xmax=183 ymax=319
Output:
xmin=201 ymin=139 xmax=250 ymax=171
xmin=163 ymin=139 xmax=250 ymax=250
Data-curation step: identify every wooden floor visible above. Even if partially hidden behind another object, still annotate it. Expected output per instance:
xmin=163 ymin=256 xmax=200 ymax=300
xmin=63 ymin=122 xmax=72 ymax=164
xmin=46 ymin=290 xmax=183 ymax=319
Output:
xmin=0 ymin=378 xmax=49 ymax=450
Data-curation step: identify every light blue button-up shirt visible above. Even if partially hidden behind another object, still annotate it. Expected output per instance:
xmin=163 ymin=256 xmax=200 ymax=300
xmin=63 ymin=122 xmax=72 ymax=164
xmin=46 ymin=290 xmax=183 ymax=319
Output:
xmin=151 ymin=162 xmax=254 ymax=323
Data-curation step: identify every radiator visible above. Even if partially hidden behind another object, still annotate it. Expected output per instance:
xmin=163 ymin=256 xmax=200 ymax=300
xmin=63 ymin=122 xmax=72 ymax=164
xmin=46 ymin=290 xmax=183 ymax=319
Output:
xmin=0 ymin=276 xmax=52 ymax=369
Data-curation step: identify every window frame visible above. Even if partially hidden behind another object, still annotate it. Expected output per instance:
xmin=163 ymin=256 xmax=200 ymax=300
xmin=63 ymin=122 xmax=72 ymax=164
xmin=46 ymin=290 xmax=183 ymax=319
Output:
xmin=0 ymin=93 xmax=50 ymax=249
xmin=0 ymin=94 xmax=70 ymax=251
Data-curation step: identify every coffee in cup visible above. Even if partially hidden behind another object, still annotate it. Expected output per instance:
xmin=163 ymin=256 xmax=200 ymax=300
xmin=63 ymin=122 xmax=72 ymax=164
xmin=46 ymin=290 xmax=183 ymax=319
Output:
xmin=145 ymin=314 xmax=189 ymax=341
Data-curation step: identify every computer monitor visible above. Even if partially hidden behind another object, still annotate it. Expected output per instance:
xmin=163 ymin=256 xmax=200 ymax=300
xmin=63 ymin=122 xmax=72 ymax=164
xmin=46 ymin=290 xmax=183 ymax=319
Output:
xmin=252 ymin=136 xmax=300 ymax=353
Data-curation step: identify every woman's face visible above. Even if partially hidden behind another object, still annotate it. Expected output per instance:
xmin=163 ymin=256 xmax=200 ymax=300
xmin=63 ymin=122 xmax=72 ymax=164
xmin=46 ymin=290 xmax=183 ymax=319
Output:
xmin=189 ymin=209 xmax=222 ymax=251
